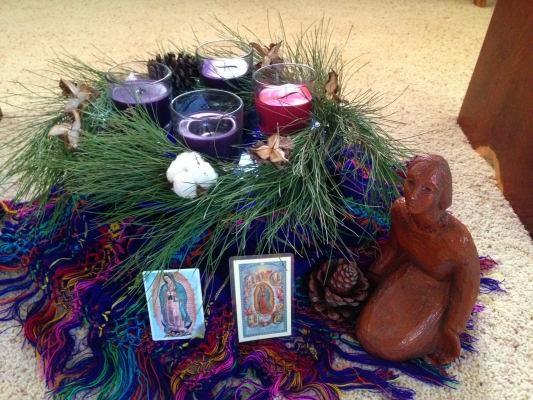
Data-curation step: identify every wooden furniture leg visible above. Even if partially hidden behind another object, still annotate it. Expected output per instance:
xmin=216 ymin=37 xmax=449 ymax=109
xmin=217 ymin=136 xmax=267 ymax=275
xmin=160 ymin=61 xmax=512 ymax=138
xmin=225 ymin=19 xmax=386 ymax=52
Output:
xmin=458 ymin=0 xmax=533 ymax=235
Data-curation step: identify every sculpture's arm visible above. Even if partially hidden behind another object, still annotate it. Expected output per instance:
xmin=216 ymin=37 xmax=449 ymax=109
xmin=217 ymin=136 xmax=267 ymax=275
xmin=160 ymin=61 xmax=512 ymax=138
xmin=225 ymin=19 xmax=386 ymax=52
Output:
xmin=367 ymin=230 xmax=399 ymax=284
xmin=444 ymin=253 xmax=480 ymax=336
xmin=367 ymin=200 xmax=402 ymax=284
xmin=430 ymin=250 xmax=480 ymax=364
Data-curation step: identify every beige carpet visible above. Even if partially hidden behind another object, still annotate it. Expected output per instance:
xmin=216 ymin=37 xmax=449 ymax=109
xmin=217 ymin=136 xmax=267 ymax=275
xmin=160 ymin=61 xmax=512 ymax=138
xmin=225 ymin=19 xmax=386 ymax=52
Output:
xmin=0 ymin=0 xmax=532 ymax=399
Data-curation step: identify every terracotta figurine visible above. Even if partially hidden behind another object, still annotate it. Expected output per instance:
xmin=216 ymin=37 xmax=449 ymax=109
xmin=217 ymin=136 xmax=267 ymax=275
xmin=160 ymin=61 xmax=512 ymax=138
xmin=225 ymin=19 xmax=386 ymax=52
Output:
xmin=355 ymin=154 xmax=480 ymax=365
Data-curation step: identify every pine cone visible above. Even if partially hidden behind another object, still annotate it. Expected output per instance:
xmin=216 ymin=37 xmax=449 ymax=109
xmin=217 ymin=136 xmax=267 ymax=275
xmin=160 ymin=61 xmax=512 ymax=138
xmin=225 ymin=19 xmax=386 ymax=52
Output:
xmin=148 ymin=52 xmax=199 ymax=94
xmin=308 ymin=258 xmax=369 ymax=322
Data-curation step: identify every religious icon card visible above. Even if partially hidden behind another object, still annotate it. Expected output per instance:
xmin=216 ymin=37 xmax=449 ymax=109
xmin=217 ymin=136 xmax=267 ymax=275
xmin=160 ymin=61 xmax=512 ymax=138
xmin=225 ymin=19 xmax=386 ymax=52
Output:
xmin=142 ymin=268 xmax=205 ymax=341
xmin=229 ymin=254 xmax=293 ymax=342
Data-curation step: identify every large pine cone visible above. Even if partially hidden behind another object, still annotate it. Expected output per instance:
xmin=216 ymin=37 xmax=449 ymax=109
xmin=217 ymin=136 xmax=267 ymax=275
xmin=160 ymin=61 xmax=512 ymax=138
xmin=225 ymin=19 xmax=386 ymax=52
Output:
xmin=148 ymin=52 xmax=199 ymax=94
xmin=308 ymin=258 xmax=369 ymax=322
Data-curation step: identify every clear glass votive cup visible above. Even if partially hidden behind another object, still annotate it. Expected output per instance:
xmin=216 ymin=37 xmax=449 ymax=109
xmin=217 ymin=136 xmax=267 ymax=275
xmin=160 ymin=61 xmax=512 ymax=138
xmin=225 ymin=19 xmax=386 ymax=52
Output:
xmin=196 ymin=40 xmax=253 ymax=92
xmin=253 ymin=63 xmax=316 ymax=135
xmin=170 ymin=89 xmax=244 ymax=160
xmin=106 ymin=61 xmax=172 ymax=128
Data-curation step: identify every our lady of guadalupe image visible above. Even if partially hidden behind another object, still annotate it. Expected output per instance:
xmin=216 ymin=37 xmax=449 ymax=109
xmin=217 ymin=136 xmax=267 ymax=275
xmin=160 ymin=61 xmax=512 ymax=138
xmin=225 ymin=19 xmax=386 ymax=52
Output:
xmin=143 ymin=268 xmax=205 ymax=341
xmin=231 ymin=254 xmax=293 ymax=342
xmin=159 ymin=273 xmax=193 ymax=336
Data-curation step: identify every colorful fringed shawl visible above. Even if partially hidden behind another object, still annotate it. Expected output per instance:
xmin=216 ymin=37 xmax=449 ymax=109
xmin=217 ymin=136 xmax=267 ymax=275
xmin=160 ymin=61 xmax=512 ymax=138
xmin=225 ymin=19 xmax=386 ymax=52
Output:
xmin=0 ymin=195 xmax=502 ymax=400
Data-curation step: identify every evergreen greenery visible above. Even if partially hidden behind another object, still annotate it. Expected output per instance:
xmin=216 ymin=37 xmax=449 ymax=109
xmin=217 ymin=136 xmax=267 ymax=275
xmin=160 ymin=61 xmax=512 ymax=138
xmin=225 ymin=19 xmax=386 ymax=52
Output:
xmin=0 ymin=18 xmax=410 ymax=298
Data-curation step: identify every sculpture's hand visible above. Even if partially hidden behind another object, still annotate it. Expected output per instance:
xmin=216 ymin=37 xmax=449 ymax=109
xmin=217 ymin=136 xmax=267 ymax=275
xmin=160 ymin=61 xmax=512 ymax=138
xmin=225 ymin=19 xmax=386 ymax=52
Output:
xmin=429 ymin=328 xmax=461 ymax=365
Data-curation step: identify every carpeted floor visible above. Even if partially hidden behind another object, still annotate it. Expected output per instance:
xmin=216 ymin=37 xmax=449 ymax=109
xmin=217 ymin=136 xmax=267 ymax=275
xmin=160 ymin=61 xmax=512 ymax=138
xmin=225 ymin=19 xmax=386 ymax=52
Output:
xmin=0 ymin=0 xmax=532 ymax=399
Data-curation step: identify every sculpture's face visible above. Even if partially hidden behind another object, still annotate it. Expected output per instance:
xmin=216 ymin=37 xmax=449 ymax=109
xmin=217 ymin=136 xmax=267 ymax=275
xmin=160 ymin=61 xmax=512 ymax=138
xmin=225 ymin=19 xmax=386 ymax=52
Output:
xmin=404 ymin=162 xmax=439 ymax=215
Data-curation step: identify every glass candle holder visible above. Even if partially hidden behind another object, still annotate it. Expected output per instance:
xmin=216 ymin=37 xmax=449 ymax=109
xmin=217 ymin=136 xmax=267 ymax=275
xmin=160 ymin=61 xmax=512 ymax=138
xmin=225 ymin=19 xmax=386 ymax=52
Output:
xmin=106 ymin=61 xmax=172 ymax=128
xmin=196 ymin=40 xmax=253 ymax=92
xmin=171 ymin=89 xmax=244 ymax=160
xmin=253 ymin=63 xmax=316 ymax=135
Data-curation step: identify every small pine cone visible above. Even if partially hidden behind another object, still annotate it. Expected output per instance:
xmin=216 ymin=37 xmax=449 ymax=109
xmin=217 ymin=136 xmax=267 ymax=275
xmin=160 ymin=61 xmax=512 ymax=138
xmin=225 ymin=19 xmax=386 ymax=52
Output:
xmin=308 ymin=258 xmax=369 ymax=323
xmin=329 ymin=260 xmax=359 ymax=296
xmin=148 ymin=52 xmax=199 ymax=94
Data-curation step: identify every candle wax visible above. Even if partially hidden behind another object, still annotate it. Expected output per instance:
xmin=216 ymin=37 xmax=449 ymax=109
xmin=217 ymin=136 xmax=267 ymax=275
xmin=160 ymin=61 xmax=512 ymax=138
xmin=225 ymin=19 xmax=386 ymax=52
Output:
xmin=111 ymin=79 xmax=171 ymax=127
xmin=200 ymin=58 xmax=250 ymax=91
xmin=176 ymin=111 xmax=241 ymax=160
xmin=255 ymin=83 xmax=312 ymax=135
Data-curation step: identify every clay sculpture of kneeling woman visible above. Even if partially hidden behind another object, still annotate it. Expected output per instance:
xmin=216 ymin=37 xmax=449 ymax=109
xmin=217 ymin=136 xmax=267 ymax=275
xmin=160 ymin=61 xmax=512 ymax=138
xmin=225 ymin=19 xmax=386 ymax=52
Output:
xmin=355 ymin=154 xmax=480 ymax=365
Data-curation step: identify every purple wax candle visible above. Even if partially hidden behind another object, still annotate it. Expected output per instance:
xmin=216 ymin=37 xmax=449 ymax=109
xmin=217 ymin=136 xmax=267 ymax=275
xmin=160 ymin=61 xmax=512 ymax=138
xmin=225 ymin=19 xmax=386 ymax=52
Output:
xmin=110 ymin=80 xmax=172 ymax=127
xmin=200 ymin=58 xmax=250 ymax=91
xmin=171 ymin=89 xmax=244 ymax=160
xmin=177 ymin=112 xmax=240 ymax=159
xmin=106 ymin=61 xmax=172 ymax=128
xmin=196 ymin=40 xmax=253 ymax=92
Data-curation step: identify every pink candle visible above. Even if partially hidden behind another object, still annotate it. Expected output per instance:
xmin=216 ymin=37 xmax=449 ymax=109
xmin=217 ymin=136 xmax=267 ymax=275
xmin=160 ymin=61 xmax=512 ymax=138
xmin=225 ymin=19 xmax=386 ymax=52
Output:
xmin=255 ymin=83 xmax=313 ymax=135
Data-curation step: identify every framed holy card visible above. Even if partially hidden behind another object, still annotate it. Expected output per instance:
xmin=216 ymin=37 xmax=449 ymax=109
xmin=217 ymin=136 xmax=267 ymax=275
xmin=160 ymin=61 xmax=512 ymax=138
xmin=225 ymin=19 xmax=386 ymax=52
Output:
xmin=143 ymin=268 xmax=205 ymax=341
xmin=229 ymin=254 xmax=293 ymax=342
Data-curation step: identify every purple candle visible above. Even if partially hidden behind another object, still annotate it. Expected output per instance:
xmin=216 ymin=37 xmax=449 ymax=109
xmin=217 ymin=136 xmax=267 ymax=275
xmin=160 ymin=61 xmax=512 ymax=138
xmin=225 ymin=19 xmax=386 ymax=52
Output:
xmin=106 ymin=62 xmax=172 ymax=127
xmin=171 ymin=89 xmax=244 ymax=160
xmin=177 ymin=112 xmax=240 ymax=159
xmin=110 ymin=79 xmax=171 ymax=127
xmin=196 ymin=40 xmax=253 ymax=92
xmin=200 ymin=58 xmax=250 ymax=91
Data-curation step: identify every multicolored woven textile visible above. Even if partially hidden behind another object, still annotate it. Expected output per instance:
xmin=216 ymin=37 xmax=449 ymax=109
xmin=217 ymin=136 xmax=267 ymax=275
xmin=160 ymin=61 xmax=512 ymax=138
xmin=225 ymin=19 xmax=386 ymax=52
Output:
xmin=0 ymin=181 xmax=502 ymax=399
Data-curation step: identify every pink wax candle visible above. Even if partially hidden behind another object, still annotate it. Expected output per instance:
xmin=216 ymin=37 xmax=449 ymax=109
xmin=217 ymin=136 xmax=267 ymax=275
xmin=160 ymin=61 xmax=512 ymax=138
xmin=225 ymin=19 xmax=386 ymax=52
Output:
xmin=255 ymin=83 xmax=313 ymax=135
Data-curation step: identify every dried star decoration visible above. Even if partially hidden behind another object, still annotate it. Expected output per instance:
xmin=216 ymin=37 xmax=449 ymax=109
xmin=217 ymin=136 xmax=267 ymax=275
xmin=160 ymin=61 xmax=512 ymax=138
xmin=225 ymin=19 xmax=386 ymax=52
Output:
xmin=252 ymin=131 xmax=294 ymax=165
xmin=250 ymin=41 xmax=284 ymax=68
xmin=59 ymin=78 xmax=98 ymax=112
xmin=325 ymin=71 xmax=345 ymax=104
xmin=49 ymin=79 xmax=98 ymax=150
xmin=48 ymin=109 xmax=82 ymax=150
